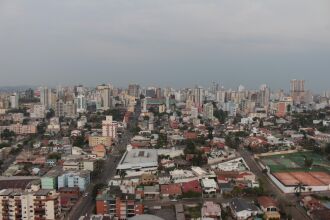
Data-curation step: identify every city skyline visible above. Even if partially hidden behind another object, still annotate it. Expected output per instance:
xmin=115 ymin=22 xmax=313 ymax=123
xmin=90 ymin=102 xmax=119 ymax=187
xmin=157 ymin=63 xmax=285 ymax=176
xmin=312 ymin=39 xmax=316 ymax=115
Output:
xmin=1 ymin=0 xmax=330 ymax=91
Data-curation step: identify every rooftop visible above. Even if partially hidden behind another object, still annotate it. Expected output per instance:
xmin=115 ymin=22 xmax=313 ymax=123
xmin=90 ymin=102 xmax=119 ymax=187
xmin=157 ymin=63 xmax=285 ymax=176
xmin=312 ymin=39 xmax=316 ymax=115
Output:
xmin=117 ymin=149 xmax=158 ymax=170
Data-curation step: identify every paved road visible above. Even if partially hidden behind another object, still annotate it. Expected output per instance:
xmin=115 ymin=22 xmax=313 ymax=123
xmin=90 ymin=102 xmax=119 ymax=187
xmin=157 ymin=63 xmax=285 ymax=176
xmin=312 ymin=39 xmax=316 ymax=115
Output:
xmin=238 ymin=148 xmax=310 ymax=220
xmin=66 ymin=153 xmax=122 ymax=220
xmin=0 ymin=137 xmax=33 ymax=174
xmin=67 ymin=104 xmax=140 ymax=219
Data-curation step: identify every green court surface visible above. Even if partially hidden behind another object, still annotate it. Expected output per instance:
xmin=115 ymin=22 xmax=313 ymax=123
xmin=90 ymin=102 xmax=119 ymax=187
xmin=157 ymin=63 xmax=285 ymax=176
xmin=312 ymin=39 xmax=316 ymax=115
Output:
xmin=261 ymin=152 xmax=330 ymax=173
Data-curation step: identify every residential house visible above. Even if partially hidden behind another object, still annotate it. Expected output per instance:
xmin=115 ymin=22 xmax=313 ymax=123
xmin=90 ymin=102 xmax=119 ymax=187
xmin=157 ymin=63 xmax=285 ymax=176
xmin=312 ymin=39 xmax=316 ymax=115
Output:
xmin=230 ymin=198 xmax=259 ymax=220
xmin=140 ymin=173 xmax=158 ymax=185
xmin=201 ymin=178 xmax=218 ymax=194
xmin=257 ymin=196 xmax=280 ymax=220
xmin=143 ymin=185 xmax=160 ymax=200
xmin=182 ymin=180 xmax=202 ymax=194
xmin=92 ymin=144 xmax=107 ymax=158
xmin=201 ymin=201 xmax=221 ymax=220
xmin=160 ymin=184 xmax=182 ymax=198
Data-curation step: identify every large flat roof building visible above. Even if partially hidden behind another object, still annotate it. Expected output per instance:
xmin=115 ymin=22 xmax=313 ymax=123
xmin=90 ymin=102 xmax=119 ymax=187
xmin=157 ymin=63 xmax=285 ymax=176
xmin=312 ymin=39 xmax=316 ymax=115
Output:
xmin=117 ymin=149 xmax=158 ymax=172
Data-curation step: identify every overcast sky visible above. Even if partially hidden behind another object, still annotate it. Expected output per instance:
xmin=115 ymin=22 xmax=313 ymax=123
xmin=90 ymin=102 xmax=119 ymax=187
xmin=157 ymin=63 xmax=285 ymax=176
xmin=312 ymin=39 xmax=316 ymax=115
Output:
xmin=0 ymin=0 xmax=330 ymax=91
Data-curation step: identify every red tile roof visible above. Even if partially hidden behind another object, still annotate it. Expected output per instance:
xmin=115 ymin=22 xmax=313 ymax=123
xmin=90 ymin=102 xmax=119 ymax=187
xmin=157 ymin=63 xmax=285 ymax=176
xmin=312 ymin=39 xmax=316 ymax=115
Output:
xmin=160 ymin=184 xmax=182 ymax=196
xmin=257 ymin=196 xmax=278 ymax=208
xmin=181 ymin=180 xmax=202 ymax=193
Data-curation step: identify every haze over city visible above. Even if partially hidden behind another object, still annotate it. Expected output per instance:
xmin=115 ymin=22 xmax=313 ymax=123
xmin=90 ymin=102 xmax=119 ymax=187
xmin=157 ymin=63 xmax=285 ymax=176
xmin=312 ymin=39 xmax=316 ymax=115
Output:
xmin=1 ymin=0 xmax=330 ymax=91
xmin=2 ymin=1 xmax=330 ymax=220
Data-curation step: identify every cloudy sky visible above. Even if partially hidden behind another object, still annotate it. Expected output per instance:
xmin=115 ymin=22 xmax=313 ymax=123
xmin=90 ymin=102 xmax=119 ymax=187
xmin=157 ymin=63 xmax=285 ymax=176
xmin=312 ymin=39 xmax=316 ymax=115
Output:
xmin=0 ymin=0 xmax=329 ymax=91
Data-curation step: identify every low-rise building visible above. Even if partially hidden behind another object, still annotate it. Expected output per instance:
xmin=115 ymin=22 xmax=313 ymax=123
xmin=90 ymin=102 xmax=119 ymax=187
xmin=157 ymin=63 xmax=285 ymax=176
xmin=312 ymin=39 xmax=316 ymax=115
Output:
xmin=201 ymin=178 xmax=218 ymax=194
xmin=96 ymin=187 xmax=144 ymax=219
xmin=58 ymin=170 xmax=90 ymax=192
xmin=59 ymin=187 xmax=80 ymax=210
xmin=89 ymin=135 xmax=112 ymax=147
xmin=117 ymin=149 xmax=158 ymax=174
xmin=92 ymin=144 xmax=107 ymax=158
xmin=201 ymin=201 xmax=221 ymax=220
xmin=181 ymin=180 xmax=202 ymax=194
xmin=230 ymin=198 xmax=259 ymax=220
xmin=41 ymin=168 xmax=63 ymax=190
xmin=160 ymin=183 xmax=182 ymax=198
xmin=257 ymin=196 xmax=280 ymax=220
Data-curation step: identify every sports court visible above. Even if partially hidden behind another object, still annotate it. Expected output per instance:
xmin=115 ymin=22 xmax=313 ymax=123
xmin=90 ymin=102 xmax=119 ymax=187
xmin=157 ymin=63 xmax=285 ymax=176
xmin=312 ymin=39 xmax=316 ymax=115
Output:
xmin=260 ymin=152 xmax=330 ymax=172
xmin=273 ymin=171 xmax=330 ymax=186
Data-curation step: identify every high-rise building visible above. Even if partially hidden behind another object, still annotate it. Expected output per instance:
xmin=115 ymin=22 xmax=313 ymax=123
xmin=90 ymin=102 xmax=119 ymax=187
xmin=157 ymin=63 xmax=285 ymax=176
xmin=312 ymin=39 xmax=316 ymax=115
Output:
xmin=31 ymin=104 xmax=46 ymax=119
xmin=97 ymin=85 xmax=112 ymax=110
xmin=216 ymin=90 xmax=226 ymax=104
xmin=40 ymin=86 xmax=53 ymax=109
xmin=128 ymin=84 xmax=140 ymax=98
xmin=194 ymin=86 xmax=204 ymax=107
xmin=76 ymin=94 xmax=87 ymax=113
xmin=102 ymin=116 xmax=118 ymax=139
xmin=0 ymin=189 xmax=61 ymax=220
xmin=10 ymin=93 xmax=19 ymax=109
xmin=203 ymin=103 xmax=214 ymax=120
xmin=24 ymin=88 xmax=34 ymax=100
xmin=55 ymin=99 xmax=77 ymax=118
xmin=156 ymin=87 xmax=162 ymax=98
xmin=259 ymin=84 xmax=270 ymax=109
xmin=146 ymin=87 xmax=156 ymax=98
xmin=290 ymin=79 xmax=305 ymax=93
xmin=290 ymin=79 xmax=305 ymax=104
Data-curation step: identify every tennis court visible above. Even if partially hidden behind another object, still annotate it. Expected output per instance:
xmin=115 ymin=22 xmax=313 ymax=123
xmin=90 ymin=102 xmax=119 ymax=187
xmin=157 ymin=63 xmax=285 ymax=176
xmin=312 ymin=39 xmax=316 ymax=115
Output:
xmin=273 ymin=171 xmax=330 ymax=186
xmin=261 ymin=152 xmax=330 ymax=172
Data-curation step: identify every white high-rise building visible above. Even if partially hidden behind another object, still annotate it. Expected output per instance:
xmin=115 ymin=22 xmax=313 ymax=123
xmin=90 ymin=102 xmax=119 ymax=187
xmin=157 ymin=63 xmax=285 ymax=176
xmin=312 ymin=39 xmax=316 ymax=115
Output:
xmin=204 ymin=103 xmax=214 ymax=120
xmin=10 ymin=93 xmax=19 ymax=109
xmin=238 ymin=85 xmax=245 ymax=92
xmin=166 ymin=96 xmax=171 ymax=112
xmin=76 ymin=94 xmax=87 ymax=113
xmin=102 ymin=116 xmax=118 ymax=139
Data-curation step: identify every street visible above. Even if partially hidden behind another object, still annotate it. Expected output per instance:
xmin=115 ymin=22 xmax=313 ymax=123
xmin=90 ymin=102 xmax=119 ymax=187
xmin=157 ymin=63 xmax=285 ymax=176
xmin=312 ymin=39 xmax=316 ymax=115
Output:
xmin=67 ymin=104 xmax=140 ymax=219
xmin=238 ymin=147 xmax=310 ymax=220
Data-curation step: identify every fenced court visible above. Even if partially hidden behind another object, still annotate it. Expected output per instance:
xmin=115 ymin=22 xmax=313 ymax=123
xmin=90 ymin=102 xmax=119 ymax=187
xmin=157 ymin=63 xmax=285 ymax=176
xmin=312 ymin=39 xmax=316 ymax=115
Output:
xmin=273 ymin=171 xmax=330 ymax=186
xmin=260 ymin=151 xmax=330 ymax=173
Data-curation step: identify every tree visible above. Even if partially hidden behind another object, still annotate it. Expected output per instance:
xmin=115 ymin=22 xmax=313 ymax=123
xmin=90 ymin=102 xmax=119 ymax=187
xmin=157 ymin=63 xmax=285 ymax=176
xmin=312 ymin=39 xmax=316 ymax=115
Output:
xmin=207 ymin=126 xmax=214 ymax=140
xmin=72 ymin=136 xmax=86 ymax=147
xmin=46 ymin=109 xmax=55 ymax=120
xmin=156 ymin=133 xmax=168 ymax=148
xmin=213 ymin=109 xmax=228 ymax=123
xmin=182 ymin=190 xmax=201 ymax=198
xmin=37 ymin=123 xmax=46 ymax=135
xmin=47 ymin=152 xmax=61 ymax=160
xmin=119 ymin=170 xmax=127 ymax=183
xmin=92 ymin=160 xmax=105 ymax=178
xmin=303 ymin=155 xmax=313 ymax=168
xmin=184 ymin=141 xmax=197 ymax=154
xmin=191 ymin=152 xmax=203 ymax=166
xmin=225 ymin=135 xmax=240 ymax=149
xmin=92 ymin=183 xmax=107 ymax=200
xmin=286 ymin=104 xmax=292 ymax=114
xmin=1 ymin=129 xmax=16 ymax=141
xmin=325 ymin=143 xmax=330 ymax=154
xmin=294 ymin=182 xmax=306 ymax=197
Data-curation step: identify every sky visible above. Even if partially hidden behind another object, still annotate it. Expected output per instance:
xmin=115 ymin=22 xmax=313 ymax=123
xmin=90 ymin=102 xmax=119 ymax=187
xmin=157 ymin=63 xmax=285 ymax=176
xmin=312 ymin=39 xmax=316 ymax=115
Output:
xmin=0 ymin=0 xmax=330 ymax=92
